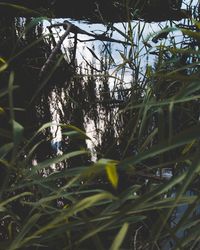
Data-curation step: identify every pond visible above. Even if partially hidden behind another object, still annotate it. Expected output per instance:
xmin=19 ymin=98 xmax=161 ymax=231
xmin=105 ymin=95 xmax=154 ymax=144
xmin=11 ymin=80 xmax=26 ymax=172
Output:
xmin=1 ymin=1 xmax=200 ymax=248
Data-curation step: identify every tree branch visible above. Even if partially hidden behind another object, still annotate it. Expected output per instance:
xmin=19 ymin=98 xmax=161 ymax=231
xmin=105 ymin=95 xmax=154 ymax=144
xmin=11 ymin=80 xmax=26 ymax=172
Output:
xmin=39 ymin=22 xmax=72 ymax=79
xmin=49 ymin=20 xmax=133 ymax=46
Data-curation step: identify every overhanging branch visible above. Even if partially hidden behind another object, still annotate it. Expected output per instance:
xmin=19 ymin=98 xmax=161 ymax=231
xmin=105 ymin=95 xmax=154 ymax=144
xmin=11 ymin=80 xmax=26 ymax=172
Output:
xmin=0 ymin=0 xmax=191 ymax=23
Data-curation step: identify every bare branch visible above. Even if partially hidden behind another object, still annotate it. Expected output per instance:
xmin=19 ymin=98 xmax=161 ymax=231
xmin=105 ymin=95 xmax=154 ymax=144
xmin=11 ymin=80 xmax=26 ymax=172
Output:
xmin=39 ymin=22 xmax=72 ymax=79
xmin=48 ymin=20 xmax=133 ymax=45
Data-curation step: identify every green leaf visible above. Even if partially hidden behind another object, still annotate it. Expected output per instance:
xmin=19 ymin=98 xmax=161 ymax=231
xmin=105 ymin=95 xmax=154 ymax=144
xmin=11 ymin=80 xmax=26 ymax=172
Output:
xmin=181 ymin=28 xmax=200 ymax=42
xmin=0 ymin=143 xmax=13 ymax=158
xmin=0 ymin=159 xmax=10 ymax=168
xmin=0 ymin=2 xmax=44 ymax=16
xmin=145 ymin=27 xmax=177 ymax=42
xmin=120 ymin=124 xmax=200 ymax=168
xmin=182 ymin=139 xmax=196 ymax=155
xmin=8 ymin=213 xmax=41 ymax=250
xmin=24 ymin=17 xmax=49 ymax=32
xmin=62 ymin=131 xmax=80 ymax=137
xmin=0 ymin=192 xmax=33 ymax=209
xmin=110 ymin=223 xmax=129 ymax=250
xmin=72 ymin=192 xmax=116 ymax=214
xmin=63 ymin=124 xmax=91 ymax=140
xmin=12 ymin=120 xmax=24 ymax=146
xmin=24 ymin=192 xmax=117 ymax=245
xmin=0 ymin=107 xmax=5 ymax=115
xmin=0 ymin=86 xmax=19 ymax=99
xmin=29 ymin=150 xmax=88 ymax=175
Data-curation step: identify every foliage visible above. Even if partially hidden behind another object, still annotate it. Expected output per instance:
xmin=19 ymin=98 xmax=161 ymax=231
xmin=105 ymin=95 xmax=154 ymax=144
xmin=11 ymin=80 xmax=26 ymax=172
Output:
xmin=0 ymin=0 xmax=186 ymax=22
xmin=1 ymin=3 xmax=200 ymax=250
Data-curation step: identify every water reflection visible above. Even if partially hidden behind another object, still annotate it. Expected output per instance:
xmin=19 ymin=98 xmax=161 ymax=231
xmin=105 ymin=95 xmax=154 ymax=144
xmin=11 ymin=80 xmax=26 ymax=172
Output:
xmin=48 ymin=16 xmax=190 ymax=162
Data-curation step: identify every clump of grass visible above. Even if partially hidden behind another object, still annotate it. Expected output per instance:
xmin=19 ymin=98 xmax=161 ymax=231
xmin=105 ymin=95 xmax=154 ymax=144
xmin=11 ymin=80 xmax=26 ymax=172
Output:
xmin=1 ymin=2 xmax=200 ymax=249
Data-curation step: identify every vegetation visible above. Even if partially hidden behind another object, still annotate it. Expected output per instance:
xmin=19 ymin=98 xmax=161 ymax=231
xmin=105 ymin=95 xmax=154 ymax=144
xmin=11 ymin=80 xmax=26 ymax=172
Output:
xmin=0 ymin=0 xmax=186 ymax=22
xmin=1 ymin=1 xmax=200 ymax=250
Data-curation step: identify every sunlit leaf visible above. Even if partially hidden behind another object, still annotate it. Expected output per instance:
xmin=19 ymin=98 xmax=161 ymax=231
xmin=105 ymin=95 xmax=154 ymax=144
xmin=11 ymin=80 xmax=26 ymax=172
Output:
xmin=29 ymin=150 xmax=88 ymax=175
xmin=62 ymin=124 xmax=91 ymax=140
xmin=0 ymin=2 xmax=43 ymax=16
xmin=181 ymin=28 xmax=200 ymax=42
xmin=0 ymin=107 xmax=5 ymax=115
xmin=195 ymin=21 xmax=200 ymax=29
xmin=105 ymin=161 xmax=119 ymax=189
xmin=110 ymin=223 xmax=129 ymax=250
xmin=182 ymin=139 xmax=196 ymax=155
xmin=0 ymin=57 xmax=8 ymax=72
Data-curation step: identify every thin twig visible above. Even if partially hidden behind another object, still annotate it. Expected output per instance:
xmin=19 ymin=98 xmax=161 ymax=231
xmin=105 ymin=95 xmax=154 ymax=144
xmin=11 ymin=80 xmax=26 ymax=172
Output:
xmin=48 ymin=20 xmax=133 ymax=46
xmin=39 ymin=23 xmax=72 ymax=79
xmin=133 ymin=226 xmax=143 ymax=250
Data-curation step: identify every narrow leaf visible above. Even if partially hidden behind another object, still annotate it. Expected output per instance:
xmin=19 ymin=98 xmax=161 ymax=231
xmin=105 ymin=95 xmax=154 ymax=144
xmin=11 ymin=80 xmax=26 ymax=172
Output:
xmin=110 ymin=223 xmax=129 ymax=250
xmin=105 ymin=162 xmax=119 ymax=189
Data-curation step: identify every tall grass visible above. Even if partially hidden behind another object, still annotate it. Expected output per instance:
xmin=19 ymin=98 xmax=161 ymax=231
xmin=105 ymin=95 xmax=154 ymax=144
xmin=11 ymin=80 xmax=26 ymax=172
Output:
xmin=1 ymin=3 xmax=200 ymax=249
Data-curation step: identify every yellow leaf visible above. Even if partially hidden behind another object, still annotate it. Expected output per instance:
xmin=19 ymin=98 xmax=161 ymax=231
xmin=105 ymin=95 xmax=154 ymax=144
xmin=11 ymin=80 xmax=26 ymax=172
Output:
xmin=0 ymin=107 xmax=5 ymax=115
xmin=181 ymin=29 xmax=200 ymax=43
xmin=182 ymin=139 xmax=196 ymax=155
xmin=0 ymin=57 xmax=8 ymax=72
xmin=63 ymin=204 xmax=69 ymax=209
xmin=146 ymin=65 xmax=153 ymax=78
xmin=193 ymin=20 xmax=200 ymax=29
xmin=105 ymin=162 xmax=119 ymax=189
